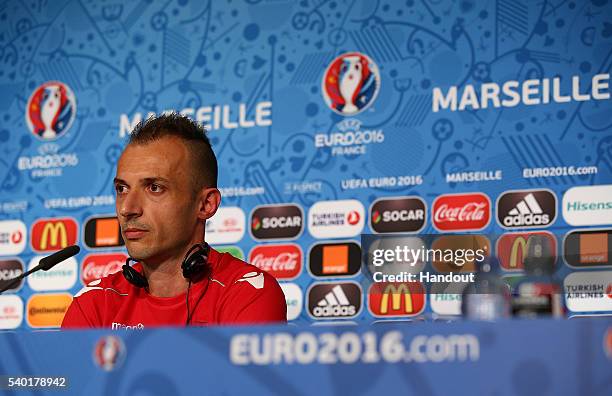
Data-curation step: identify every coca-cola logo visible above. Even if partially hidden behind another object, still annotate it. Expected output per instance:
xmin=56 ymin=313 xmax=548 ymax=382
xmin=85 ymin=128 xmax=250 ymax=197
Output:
xmin=432 ymin=193 xmax=491 ymax=231
xmin=81 ymin=253 xmax=127 ymax=285
xmin=248 ymin=244 xmax=302 ymax=280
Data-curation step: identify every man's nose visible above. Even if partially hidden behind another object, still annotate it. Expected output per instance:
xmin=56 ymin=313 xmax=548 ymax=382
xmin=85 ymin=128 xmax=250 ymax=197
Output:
xmin=117 ymin=189 xmax=143 ymax=219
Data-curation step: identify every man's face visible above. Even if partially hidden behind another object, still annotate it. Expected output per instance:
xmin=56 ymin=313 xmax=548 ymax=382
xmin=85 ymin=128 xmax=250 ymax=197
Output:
xmin=114 ymin=136 xmax=201 ymax=263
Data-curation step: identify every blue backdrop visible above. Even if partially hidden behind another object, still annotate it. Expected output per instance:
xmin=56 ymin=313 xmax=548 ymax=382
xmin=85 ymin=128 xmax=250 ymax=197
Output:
xmin=0 ymin=0 xmax=611 ymax=329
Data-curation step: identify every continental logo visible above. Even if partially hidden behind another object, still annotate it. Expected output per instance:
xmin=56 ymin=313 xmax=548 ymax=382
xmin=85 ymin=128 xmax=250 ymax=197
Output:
xmin=84 ymin=216 xmax=124 ymax=248
xmin=31 ymin=218 xmax=78 ymax=252
xmin=496 ymin=232 xmax=557 ymax=271
xmin=370 ymin=196 xmax=426 ymax=233
xmin=368 ymin=282 xmax=426 ymax=317
xmin=564 ymin=229 xmax=611 ymax=268
xmin=26 ymin=293 xmax=72 ymax=328
xmin=250 ymin=204 xmax=304 ymax=240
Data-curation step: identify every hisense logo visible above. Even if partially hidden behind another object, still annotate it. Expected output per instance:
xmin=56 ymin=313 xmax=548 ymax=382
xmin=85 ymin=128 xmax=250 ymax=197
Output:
xmin=566 ymin=200 xmax=612 ymax=211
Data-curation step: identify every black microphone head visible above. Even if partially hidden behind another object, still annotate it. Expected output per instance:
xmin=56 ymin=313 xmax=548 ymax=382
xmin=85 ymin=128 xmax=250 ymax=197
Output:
xmin=39 ymin=245 xmax=81 ymax=271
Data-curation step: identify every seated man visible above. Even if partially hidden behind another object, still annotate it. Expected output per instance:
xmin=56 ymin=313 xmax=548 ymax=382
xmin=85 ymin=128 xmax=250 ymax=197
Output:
xmin=62 ymin=114 xmax=286 ymax=328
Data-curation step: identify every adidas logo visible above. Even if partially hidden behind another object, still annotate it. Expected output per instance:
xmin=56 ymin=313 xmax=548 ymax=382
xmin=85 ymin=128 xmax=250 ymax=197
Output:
xmin=312 ymin=285 xmax=356 ymax=317
xmin=502 ymin=193 xmax=550 ymax=227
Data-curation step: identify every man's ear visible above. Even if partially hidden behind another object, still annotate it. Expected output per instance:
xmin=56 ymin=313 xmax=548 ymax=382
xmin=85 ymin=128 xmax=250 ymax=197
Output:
xmin=196 ymin=187 xmax=221 ymax=221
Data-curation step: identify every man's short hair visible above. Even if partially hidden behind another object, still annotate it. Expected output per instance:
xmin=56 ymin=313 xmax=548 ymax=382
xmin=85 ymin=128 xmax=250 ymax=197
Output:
xmin=128 ymin=113 xmax=218 ymax=190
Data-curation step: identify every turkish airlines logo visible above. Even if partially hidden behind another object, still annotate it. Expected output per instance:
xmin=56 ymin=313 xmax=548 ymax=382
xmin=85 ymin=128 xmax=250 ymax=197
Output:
xmin=250 ymin=204 xmax=304 ymax=240
xmin=564 ymin=271 xmax=612 ymax=312
xmin=497 ymin=190 xmax=556 ymax=229
xmin=370 ymin=197 xmax=426 ymax=233
xmin=81 ymin=253 xmax=127 ymax=285
xmin=248 ymin=244 xmax=302 ymax=280
xmin=0 ymin=220 xmax=27 ymax=255
xmin=31 ymin=217 xmax=78 ymax=252
xmin=368 ymin=282 xmax=426 ymax=317
xmin=497 ymin=232 xmax=557 ymax=271
xmin=84 ymin=216 xmax=124 ymax=248
xmin=0 ymin=259 xmax=25 ymax=292
xmin=308 ymin=199 xmax=365 ymax=239
xmin=309 ymin=241 xmax=361 ymax=277
xmin=432 ymin=193 xmax=490 ymax=232
xmin=564 ymin=229 xmax=611 ymax=268
xmin=307 ymin=282 xmax=362 ymax=319
xmin=206 ymin=207 xmax=246 ymax=244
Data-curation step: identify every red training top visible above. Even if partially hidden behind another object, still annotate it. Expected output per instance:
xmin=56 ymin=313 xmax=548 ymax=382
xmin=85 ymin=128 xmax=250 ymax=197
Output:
xmin=61 ymin=248 xmax=287 ymax=329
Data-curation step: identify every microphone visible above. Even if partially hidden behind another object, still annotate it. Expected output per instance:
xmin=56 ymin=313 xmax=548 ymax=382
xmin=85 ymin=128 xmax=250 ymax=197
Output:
xmin=0 ymin=245 xmax=80 ymax=294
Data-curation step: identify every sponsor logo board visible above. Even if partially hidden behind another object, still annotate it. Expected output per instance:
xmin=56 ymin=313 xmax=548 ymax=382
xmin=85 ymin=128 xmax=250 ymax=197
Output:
xmin=432 ymin=193 xmax=490 ymax=231
xmin=206 ymin=207 xmax=246 ymax=244
xmin=497 ymin=190 xmax=557 ymax=229
xmin=563 ymin=185 xmax=612 ymax=226
xmin=370 ymin=196 xmax=426 ymax=233
xmin=308 ymin=200 xmax=365 ymax=239
xmin=307 ymin=282 xmax=362 ymax=319
xmin=250 ymin=204 xmax=303 ymax=240
xmin=249 ymin=244 xmax=302 ymax=280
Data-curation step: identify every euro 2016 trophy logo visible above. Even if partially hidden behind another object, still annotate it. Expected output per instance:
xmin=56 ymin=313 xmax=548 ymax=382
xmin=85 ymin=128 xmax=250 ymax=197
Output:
xmin=322 ymin=52 xmax=380 ymax=116
xmin=26 ymin=81 xmax=76 ymax=141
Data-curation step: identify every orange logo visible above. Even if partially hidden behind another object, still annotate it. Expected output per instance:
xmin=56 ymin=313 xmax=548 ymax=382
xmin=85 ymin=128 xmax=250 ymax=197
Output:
xmin=322 ymin=244 xmax=349 ymax=274
xmin=95 ymin=218 xmax=120 ymax=246
xmin=26 ymin=293 xmax=72 ymax=328
xmin=31 ymin=218 xmax=78 ymax=252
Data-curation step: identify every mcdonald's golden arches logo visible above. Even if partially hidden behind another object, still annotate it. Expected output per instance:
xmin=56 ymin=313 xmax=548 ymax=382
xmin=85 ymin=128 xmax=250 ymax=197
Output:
xmin=496 ymin=232 xmax=556 ymax=271
xmin=31 ymin=218 xmax=78 ymax=252
xmin=368 ymin=281 xmax=425 ymax=317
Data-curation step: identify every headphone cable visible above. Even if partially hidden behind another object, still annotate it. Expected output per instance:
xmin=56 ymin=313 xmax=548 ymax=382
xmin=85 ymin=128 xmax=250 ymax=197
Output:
xmin=185 ymin=277 xmax=211 ymax=326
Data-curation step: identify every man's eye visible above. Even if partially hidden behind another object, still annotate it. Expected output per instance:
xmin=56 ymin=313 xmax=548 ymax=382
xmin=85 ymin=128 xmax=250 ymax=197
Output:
xmin=149 ymin=184 xmax=163 ymax=193
xmin=115 ymin=185 xmax=126 ymax=194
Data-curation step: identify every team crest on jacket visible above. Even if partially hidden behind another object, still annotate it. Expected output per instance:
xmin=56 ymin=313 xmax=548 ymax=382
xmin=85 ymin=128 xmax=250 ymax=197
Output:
xmin=26 ymin=81 xmax=76 ymax=141
xmin=322 ymin=52 xmax=380 ymax=116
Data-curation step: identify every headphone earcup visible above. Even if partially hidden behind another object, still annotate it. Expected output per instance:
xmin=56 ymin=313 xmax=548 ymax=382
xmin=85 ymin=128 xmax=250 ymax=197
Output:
xmin=181 ymin=243 xmax=210 ymax=279
xmin=122 ymin=262 xmax=149 ymax=288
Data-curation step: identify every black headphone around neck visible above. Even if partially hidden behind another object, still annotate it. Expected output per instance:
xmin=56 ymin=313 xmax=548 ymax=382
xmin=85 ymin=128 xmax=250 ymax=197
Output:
xmin=122 ymin=242 xmax=211 ymax=288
